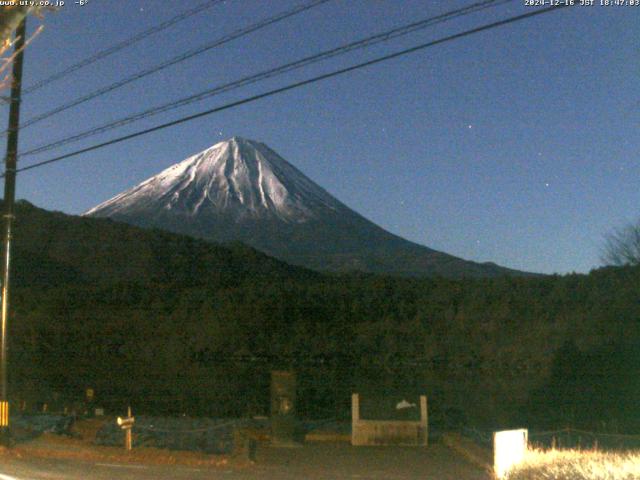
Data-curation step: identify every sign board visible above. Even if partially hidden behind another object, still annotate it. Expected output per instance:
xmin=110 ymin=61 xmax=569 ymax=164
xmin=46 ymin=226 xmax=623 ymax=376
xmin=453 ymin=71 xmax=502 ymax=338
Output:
xmin=117 ymin=416 xmax=135 ymax=429
xmin=270 ymin=370 xmax=297 ymax=445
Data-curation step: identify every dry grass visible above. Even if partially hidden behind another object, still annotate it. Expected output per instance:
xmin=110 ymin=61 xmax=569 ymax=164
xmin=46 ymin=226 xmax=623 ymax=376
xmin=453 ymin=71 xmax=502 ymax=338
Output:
xmin=2 ymin=432 xmax=230 ymax=468
xmin=505 ymin=448 xmax=640 ymax=480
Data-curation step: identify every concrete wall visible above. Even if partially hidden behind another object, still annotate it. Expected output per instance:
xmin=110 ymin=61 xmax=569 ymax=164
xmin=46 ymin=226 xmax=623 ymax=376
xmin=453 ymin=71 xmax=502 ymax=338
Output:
xmin=351 ymin=393 xmax=428 ymax=446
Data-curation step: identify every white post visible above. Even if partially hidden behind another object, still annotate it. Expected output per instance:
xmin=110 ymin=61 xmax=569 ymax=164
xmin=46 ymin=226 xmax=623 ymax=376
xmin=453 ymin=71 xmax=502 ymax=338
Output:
xmin=351 ymin=393 xmax=359 ymax=445
xmin=351 ymin=393 xmax=360 ymax=423
xmin=419 ymin=395 xmax=428 ymax=446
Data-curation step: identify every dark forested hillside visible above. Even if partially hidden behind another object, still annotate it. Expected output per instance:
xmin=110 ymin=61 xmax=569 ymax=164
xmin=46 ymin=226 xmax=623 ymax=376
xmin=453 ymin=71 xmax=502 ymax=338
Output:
xmin=7 ymin=201 xmax=640 ymax=431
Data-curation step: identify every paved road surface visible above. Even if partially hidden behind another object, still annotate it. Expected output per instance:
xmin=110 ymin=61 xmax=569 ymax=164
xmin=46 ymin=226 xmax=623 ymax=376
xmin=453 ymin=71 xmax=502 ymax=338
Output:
xmin=0 ymin=443 xmax=490 ymax=479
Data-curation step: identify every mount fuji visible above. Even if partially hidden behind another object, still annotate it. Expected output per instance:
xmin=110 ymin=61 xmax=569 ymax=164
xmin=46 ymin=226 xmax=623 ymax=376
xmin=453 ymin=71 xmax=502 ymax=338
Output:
xmin=85 ymin=137 xmax=525 ymax=277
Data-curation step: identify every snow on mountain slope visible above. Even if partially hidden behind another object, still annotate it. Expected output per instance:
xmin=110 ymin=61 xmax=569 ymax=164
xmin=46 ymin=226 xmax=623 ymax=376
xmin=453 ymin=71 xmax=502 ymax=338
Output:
xmin=86 ymin=137 xmax=344 ymax=223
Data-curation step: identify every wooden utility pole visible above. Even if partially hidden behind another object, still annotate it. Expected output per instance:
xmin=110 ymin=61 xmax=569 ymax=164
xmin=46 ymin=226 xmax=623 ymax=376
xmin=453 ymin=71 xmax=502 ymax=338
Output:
xmin=125 ymin=406 xmax=132 ymax=451
xmin=117 ymin=406 xmax=135 ymax=451
xmin=0 ymin=17 xmax=27 ymax=445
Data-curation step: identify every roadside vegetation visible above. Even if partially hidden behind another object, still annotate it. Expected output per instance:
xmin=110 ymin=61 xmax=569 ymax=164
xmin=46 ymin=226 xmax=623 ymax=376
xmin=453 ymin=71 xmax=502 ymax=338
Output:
xmin=506 ymin=448 xmax=640 ymax=480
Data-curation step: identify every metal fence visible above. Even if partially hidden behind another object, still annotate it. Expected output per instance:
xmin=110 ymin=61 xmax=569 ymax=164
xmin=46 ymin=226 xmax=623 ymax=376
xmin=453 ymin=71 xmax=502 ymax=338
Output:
xmin=529 ymin=428 xmax=640 ymax=451
xmin=463 ymin=425 xmax=640 ymax=452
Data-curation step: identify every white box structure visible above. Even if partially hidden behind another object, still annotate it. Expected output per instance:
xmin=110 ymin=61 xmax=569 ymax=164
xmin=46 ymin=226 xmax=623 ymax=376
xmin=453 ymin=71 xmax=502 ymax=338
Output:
xmin=493 ymin=428 xmax=528 ymax=478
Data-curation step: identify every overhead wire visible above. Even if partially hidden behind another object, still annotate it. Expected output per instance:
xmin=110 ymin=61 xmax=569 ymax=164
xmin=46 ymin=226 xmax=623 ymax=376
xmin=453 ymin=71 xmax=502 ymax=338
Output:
xmin=19 ymin=0 xmax=226 ymax=96
xmin=20 ymin=0 xmax=513 ymax=158
xmin=10 ymin=4 xmax=571 ymax=176
xmin=10 ymin=0 xmax=332 ymax=133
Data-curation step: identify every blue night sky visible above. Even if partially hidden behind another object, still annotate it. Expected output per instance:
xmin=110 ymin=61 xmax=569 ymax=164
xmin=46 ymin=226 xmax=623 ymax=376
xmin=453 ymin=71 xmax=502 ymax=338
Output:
xmin=6 ymin=0 xmax=639 ymax=275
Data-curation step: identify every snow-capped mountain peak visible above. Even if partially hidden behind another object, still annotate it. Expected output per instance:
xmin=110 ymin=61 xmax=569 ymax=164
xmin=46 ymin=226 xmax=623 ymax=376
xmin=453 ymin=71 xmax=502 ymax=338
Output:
xmin=85 ymin=137 xmax=342 ymax=223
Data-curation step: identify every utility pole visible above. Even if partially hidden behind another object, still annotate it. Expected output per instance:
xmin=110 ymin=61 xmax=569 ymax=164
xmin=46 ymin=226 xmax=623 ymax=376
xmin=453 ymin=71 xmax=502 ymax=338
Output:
xmin=0 ymin=17 xmax=27 ymax=445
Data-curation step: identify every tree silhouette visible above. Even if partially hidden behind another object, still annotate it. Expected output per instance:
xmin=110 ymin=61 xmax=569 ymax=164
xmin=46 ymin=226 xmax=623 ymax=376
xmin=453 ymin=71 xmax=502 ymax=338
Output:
xmin=602 ymin=219 xmax=640 ymax=266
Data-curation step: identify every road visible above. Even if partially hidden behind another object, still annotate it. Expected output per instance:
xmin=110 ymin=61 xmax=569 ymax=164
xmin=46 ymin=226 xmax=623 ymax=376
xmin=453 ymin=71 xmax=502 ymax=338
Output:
xmin=0 ymin=443 xmax=490 ymax=479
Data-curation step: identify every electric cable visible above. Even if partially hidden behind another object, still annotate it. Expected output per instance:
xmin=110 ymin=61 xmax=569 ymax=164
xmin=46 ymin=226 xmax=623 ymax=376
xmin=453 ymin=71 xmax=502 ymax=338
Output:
xmin=20 ymin=0 xmax=513 ymax=157
xmin=12 ymin=0 xmax=331 ymax=133
xmin=10 ymin=4 xmax=570 ymax=176
xmin=20 ymin=0 xmax=226 ymax=96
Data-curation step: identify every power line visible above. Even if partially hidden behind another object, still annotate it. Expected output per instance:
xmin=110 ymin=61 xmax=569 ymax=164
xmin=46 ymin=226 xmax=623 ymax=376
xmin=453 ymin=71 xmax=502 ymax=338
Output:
xmin=11 ymin=0 xmax=331 ymax=133
xmin=21 ymin=0 xmax=512 ymax=158
xmin=19 ymin=0 xmax=225 ymax=96
xmin=11 ymin=4 xmax=570 ymax=176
